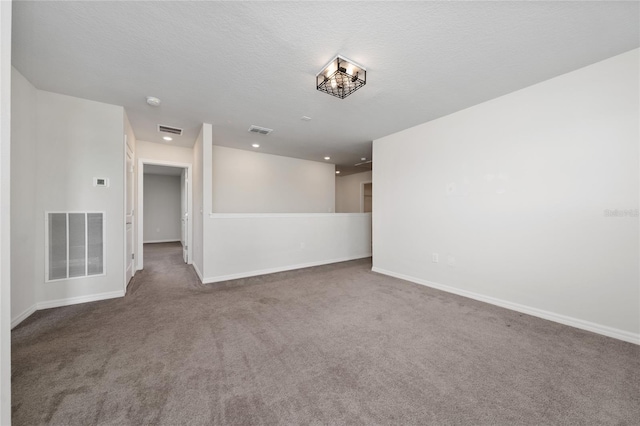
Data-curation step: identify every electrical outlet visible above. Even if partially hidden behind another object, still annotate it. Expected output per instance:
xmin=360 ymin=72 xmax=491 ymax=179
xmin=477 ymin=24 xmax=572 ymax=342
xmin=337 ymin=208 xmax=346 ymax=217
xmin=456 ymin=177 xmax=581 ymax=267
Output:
xmin=432 ymin=253 xmax=439 ymax=263
xmin=447 ymin=255 xmax=455 ymax=267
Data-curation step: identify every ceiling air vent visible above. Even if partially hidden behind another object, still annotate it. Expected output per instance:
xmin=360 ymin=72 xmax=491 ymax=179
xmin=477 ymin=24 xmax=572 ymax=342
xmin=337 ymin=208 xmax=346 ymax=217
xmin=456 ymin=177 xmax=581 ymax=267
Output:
xmin=355 ymin=160 xmax=373 ymax=171
xmin=248 ymin=125 xmax=273 ymax=135
xmin=157 ymin=124 xmax=183 ymax=135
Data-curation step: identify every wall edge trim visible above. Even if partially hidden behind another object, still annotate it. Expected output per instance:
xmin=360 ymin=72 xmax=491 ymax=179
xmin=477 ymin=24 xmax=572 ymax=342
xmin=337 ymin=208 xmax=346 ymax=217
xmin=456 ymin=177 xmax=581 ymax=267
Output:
xmin=371 ymin=267 xmax=640 ymax=345
xmin=192 ymin=262 xmax=203 ymax=283
xmin=203 ymin=254 xmax=372 ymax=284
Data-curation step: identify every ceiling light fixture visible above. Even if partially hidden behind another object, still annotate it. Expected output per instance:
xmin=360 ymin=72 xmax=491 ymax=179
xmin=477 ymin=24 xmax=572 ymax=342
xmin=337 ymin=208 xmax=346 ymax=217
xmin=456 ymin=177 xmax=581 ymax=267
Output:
xmin=146 ymin=96 xmax=161 ymax=107
xmin=317 ymin=55 xmax=366 ymax=99
xmin=336 ymin=171 xmax=341 ymax=174
xmin=324 ymin=156 xmax=330 ymax=160
xmin=163 ymin=136 xmax=173 ymax=141
xmin=252 ymin=143 xmax=260 ymax=148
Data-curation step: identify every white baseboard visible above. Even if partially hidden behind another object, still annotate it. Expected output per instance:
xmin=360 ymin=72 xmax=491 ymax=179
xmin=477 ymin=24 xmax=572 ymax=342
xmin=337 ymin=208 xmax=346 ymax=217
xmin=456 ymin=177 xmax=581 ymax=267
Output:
xmin=11 ymin=304 xmax=37 ymax=329
xmin=36 ymin=290 xmax=125 ymax=310
xmin=192 ymin=262 xmax=203 ymax=282
xmin=372 ymin=267 xmax=640 ymax=345
xmin=11 ymin=290 xmax=125 ymax=328
xmin=204 ymin=253 xmax=372 ymax=284
xmin=143 ymin=239 xmax=181 ymax=244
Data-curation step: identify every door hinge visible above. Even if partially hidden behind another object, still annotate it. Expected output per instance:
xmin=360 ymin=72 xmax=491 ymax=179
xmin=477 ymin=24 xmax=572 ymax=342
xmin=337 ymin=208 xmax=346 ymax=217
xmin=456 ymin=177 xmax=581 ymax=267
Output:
xmin=132 ymin=253 xmax=135 ymax=260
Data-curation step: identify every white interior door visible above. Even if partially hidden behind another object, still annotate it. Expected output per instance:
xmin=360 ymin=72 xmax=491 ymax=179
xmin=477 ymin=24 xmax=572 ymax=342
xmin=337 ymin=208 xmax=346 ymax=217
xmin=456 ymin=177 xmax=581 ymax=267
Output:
xmin=181 ymin=169 xmax=188 ymax=263
xmin=125 ymin=145 xmax=135 ymax=283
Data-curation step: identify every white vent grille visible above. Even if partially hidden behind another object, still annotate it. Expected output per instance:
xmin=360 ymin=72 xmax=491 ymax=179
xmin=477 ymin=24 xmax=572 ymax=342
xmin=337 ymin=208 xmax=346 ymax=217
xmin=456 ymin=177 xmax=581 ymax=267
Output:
xmin=248 ymin=125 xmax=273 ymax=135
xmin=46 ymin=212 xmax=105 ymax=281
xmin=158 ymin=124 xmax=183 ymax=135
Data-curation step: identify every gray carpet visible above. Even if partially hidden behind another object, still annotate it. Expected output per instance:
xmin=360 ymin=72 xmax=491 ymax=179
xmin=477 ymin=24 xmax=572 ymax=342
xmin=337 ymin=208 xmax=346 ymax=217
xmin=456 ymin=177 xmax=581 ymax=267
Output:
xmin=11 ymin=242 xmax=640 ymax=425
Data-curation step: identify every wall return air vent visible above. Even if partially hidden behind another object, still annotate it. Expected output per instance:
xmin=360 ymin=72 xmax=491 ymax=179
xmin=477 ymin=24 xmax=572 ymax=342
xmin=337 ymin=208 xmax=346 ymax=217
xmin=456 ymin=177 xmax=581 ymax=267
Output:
xmin=157 ymin=124 xmax=183 ymax=135
xmin=46 ymin=212 xmax=105 ymax=281
xmin=248 ymin=125 xmax=273 ymax=135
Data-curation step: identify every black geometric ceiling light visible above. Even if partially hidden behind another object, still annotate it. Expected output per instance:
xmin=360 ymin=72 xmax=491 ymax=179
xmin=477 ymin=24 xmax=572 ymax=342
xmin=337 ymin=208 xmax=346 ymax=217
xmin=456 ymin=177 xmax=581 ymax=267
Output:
xmin=316 ymin=56 xmax=366 ymax=99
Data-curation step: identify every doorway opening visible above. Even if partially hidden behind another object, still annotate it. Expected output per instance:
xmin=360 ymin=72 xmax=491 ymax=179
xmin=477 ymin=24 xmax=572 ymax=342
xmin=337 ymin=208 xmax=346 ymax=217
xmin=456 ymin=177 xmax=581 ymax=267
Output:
xmin=137 ymin=159 xmax=192 ymax=271
xmin=361 ymin=181 xmax=372 ymax=213
xmin=361 ymin=181 xmax=373 ymax=252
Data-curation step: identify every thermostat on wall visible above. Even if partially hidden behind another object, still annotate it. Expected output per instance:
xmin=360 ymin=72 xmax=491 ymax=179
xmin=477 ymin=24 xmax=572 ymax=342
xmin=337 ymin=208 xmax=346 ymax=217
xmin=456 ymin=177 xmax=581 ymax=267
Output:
xmin=93 ymin=177 xmax=109 ymax=187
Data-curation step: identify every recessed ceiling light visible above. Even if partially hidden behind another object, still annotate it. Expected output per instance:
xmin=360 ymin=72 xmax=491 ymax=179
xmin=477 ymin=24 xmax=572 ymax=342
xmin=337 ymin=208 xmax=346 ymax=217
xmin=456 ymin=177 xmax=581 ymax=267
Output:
xmin=146 ymin=96 xmax=161 ymax=107
xmin=252 ymin=143 xmax=260 ymax=148
xmin=336 ymin=171 xmax=341 ymax=174
xmin=163 ymin=136 xmax=173 ymax=141
xmin=324 ymin=156 xmax=330 ymax=160
xmin=361 ymin=157 xmax=366 ymax=161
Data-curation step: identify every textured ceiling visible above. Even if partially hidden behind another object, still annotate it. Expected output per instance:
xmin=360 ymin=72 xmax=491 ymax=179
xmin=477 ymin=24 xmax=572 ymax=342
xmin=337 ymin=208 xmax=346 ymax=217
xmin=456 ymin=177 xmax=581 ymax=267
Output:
xmin=12 ymin=1 xmax=640 ymax=175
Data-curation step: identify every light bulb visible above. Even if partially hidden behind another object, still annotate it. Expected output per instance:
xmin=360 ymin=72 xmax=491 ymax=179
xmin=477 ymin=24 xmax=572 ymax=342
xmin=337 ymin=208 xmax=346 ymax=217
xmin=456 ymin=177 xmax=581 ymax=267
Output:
xmin=325 ymin=62 xmax=337 ymax=77
xmin=346 ymin=64 xmax=354 ymax=76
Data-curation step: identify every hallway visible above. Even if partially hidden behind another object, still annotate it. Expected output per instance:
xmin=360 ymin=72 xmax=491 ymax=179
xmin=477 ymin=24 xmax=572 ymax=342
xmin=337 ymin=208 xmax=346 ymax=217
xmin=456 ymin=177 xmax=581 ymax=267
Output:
xmin=127 ymin=242 xmax=199 ymax=295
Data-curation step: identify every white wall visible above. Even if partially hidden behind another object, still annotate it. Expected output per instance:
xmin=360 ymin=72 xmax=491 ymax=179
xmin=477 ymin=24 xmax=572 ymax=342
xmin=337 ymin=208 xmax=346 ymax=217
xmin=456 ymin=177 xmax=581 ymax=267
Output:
xmin=336 ymin=170 xmax=372 ymax=213
xmin=10 ymin=68 xmax=37 ymax=326
xmin=203 ymin=213 xmax=372 ymax=282
xmin=143 ymin=173 xmax=181 ymax=243
xmin=0 ymin=1 xmax=12 ymax=422
xmin=212 ymin=146 xmax=335 ymax=213
xmin=11 ymin=69 xmax=127 ymax=322
xmin=136 ymin=139 xmax=193 ymax=165
xmin=373 ymin=49 xmax=639 ymax=343
xmin=31 ymin=90 xmax=125 ymax=307
xmin=200 ymin=132 xmax=370 ymax=283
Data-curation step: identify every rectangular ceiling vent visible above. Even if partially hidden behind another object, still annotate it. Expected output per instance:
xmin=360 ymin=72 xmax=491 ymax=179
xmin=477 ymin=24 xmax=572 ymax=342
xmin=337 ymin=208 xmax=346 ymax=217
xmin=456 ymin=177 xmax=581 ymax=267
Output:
xmin=248 ymin=125 xmax=273 ymax=135
xmin=158 ymin=124 xmax=183 ymax=135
